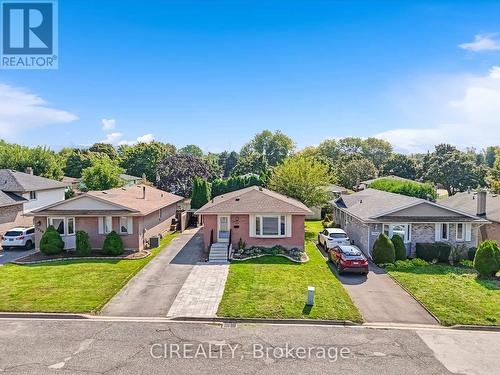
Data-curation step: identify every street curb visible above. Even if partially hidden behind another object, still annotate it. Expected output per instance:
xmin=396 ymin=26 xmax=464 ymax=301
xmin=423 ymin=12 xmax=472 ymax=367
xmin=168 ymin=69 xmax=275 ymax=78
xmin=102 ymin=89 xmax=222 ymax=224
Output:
xmin=386 ymin=273 xmax=442 ymax=325
xmin=0 ymin=312 xmax=88 ymax=319
xmin=450 ymin=325 xmax=500 ymax=332
xmin=168 ymin=316 xmax=360 ymax=326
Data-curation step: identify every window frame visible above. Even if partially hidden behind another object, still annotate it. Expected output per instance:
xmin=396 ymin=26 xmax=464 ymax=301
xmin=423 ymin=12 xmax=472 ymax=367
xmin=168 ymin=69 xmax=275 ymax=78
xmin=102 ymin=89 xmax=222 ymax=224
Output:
xmin=440 ymin=223 xmax=449 ymax=241
xmin=456 ymin=223 xmax=464 ymax=241
xmin=47 ymin=217 xmax=75 ymax=237
xmin=382 ymin=223 xmax=411 ymax=244
xmin=29 ymin=191 xmax=37 ymax=200
xmin=253 ymin=215 xmax=287 ymax=238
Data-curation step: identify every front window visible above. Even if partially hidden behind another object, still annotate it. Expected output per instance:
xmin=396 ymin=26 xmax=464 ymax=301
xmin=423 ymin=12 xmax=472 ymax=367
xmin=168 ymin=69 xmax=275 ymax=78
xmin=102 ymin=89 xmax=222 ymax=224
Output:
xmin=254 ymin=215 xmax=287 ymax=237
xmin=456 ymin=223 xmax=464 ymax=241
xmin=51 ymin=218 xmax=65 ymax=235
xmin=441 ymin=223 xmax=449 ymax=241
xmin=120 ymin=217 xmax=129 ymax=234
xmin=383 ymin=224 xmax=411 ymax=243
xmin=67 ymin=218 xmax=75 ymax=235
xmin=29 ymin=191 xmax=37 ymax=200
xmin=48 ymin=217 xmax=75 ymax=236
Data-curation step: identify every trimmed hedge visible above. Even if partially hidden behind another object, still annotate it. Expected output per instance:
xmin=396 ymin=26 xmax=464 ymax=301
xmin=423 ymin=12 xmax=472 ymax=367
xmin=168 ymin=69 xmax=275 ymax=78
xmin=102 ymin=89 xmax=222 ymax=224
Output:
xmin=102 ymin=231 xmax=124 ymax=255
xmin=40 ymin=225 xmax=64 ymax=255
xmin=369 ymin=178 xmax=438 ymax=202
xmin=416 ymin=242 xmax=451 ymax=263
xmin=391 ymin=234 xmax=407 ymax=261
xmin=473 ymin=240 xmax=500 ymax=277
xmin=372 ymin=233 xmax=395 ymax=264
xmin=76 ymin=230 xmax=92 ymax=256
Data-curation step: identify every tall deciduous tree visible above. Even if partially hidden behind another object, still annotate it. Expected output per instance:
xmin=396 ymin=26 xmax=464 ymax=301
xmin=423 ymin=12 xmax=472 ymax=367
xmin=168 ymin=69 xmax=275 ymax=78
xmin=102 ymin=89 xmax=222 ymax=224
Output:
xmin=487 ymin=148 xmax=500 ymax=194
xmin=179 ymin=144 xmax=204 ymax=158
xmin=231 ymin=152 xmax=269 ymax=177
xmin=268 ymin=155 xmax=333 ymax=207
xmin=81 ymin=155 xmax=124 ymax=191
xmin=382 ymin=153 xmax=417 ymax=180
xmin=89 ymin=142 xmax=119 ymax=159
xmin=218 ymin=151 xmax=239 ymax=177
xmin=240 ymin=130 xmax=295 ymax=167
xmin=337 ymin=158 xmax=378 ymax=189
xmin=120 ymin=141 xmax=176 ymax=183
xmin=156 ymin=154 xmax=217 ymax=197
xmin=63 ymin=149 xmax=93 ymax=178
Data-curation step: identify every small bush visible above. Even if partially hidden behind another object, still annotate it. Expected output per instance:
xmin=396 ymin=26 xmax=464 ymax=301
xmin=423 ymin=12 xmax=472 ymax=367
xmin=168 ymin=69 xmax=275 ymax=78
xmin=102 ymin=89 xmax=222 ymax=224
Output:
xmin=450 ymin=244 xmax=468 ymax=265
xmin=75 ymin=230 xmax=92 ymax=256
xmin=391 ymin=234 xmax=407 ymax=261
xmin=473 ymin=240 xmax=500 ymax=277
xmin=436 ymin=243 xmax=452 ymax=263
xmin=416 ymin=242 xmax=451 ymax=263
xmin=322 ymin=215 xmax=332 ymax=228
xmin=102 ymin=231 xmax=124 ymax=255
xmin=468 ymin=247 xmax=477 ymax=261
xmin=237 ymin=238 xmax=246 ymax=251
xmin=372 ymin=233 xmax=395 ymax=265
xmin=40 ymin=225 xmax=64 ymax=255
xmin=385 ymin=258 xmax=428 ymax=271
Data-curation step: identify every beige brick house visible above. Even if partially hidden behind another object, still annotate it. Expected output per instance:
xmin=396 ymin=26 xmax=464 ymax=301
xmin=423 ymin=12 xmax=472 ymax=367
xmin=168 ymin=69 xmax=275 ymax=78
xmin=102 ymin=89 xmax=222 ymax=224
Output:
xmin=332 ymin=189 xmax=489 ymax=258
xmin=30 ymin=185 xmax=183 ymax=251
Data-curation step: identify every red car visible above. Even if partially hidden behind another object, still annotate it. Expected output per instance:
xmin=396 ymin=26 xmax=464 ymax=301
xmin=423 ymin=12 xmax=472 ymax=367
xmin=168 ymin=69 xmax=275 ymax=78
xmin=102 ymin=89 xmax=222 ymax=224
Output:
xmin=328 ymin=245 xmax=369 ymax=275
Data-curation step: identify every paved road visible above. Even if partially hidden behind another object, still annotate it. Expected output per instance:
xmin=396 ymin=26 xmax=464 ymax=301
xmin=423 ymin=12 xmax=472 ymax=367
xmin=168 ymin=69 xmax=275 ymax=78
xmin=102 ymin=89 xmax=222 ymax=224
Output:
xmin=101 ymin=228 xmax=204 ymax=317
xmin=0 ymin=248 xmax=38 ymax=265
xmin=318 ymin=244 xmax=437 ymax=324
xmin=0 ymin=318 xmax=498 ymax=374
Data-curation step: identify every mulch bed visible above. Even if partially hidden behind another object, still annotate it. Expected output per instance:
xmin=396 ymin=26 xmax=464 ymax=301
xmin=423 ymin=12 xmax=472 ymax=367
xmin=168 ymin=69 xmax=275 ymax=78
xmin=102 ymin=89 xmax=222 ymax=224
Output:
xmin=12 ymin=249 xmax=150 ymax=264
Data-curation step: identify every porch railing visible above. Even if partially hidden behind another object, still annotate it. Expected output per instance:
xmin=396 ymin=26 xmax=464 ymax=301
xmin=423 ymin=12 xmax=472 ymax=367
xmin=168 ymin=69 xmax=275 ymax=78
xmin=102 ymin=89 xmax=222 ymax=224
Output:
xmin=227 ymin=229 xmax=232 ymax=260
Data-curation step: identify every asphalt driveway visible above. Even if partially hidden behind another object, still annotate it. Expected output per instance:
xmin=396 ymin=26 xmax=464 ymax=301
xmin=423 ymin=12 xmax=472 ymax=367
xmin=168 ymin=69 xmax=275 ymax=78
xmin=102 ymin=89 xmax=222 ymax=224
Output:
xmin=318 ymin=245 xmax=438 ymax=325
xmin=0 ymin=248 xmax=38 ymax=265
xmin=101 ymin=227 xmax=204 ymax=317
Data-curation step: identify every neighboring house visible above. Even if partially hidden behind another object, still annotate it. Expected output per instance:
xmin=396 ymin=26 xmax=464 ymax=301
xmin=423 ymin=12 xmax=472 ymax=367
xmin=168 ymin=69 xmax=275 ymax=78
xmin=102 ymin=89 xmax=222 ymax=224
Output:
xmin=440 ymin=190 xmax=500 ymax=244
xmin=332 ymin=189 xmax=488 ymax=257
xmin=0 ymin=169 xmax=68 ymax=235
xmin=120 ymin=174 xmax=142 ymax=186
xmin=62 ymin=176 xmax=82 ymax=192
xmin=357 ymin=175 xmax=417 ymax=191
xmin=196 ymin=186 xmax=312 ymax=255
xmin=306 ymin=184 xmax=350 ymax=220
xmin=29 ymin=185 xmax=184 ymax=251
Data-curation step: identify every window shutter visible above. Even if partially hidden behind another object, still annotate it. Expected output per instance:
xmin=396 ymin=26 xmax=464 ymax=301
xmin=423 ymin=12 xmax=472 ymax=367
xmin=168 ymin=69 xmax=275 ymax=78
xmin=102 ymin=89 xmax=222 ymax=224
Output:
xmin=435 ymin=223 xmax=441 ymax=241
xmin=465 ymin=223 xmax=472 ymax=242
xmin=286 ymin=215 xmax=292 ymax=237
xmin=98 ymin=217 xmax=104 ymax=234
xmin=127 ymin=217 xmax=134 ymax=235
xmin=249 ymin=215 xmax=255 ymax=237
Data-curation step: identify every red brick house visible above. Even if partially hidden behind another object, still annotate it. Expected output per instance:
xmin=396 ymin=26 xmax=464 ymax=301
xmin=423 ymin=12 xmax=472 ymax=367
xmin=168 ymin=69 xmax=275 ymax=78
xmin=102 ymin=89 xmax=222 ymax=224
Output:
xmin=30 ymin=185 xmax=183 ymax=251
xmin=196 ymin=186 xmax=312 ymax=255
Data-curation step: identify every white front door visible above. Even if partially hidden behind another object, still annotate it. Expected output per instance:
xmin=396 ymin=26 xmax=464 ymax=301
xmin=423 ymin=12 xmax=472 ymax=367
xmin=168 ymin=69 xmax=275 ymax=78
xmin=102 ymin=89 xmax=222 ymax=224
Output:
xmin=218 ymin=215 xmax=230 ymax=242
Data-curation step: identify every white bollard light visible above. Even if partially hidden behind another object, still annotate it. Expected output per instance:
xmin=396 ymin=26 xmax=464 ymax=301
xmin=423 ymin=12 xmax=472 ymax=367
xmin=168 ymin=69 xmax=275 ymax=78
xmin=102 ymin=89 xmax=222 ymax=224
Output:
xmin=307 ymin=286 xmax=315 ymax=306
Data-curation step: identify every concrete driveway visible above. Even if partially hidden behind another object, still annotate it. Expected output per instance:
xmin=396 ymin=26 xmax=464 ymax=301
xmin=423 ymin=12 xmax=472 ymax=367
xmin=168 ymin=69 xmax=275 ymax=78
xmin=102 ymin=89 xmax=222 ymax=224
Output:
xmin=101 ymin=227 xmax=204 ymax=317
xmin=318 ymin=244 xmax=438 ymax=324
xmin=0 ymin=248 xmax=38 ymax=265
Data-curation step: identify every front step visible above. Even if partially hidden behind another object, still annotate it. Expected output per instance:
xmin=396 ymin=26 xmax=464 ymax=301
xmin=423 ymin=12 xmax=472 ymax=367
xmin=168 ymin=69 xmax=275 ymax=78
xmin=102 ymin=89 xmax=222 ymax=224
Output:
xmin=209 ymin=242 xmax=231 ymax=263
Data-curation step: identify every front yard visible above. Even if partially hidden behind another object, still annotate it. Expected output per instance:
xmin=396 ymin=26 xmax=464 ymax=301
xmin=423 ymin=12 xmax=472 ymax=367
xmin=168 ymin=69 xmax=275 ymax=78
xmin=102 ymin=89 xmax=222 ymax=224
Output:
xmin=0 ymin=233 xmax=178 ymax=313
xmin=387 ymin=261 xmax=500 ymax=326
xmin=217 ymin=221 xmax=361 ymax=321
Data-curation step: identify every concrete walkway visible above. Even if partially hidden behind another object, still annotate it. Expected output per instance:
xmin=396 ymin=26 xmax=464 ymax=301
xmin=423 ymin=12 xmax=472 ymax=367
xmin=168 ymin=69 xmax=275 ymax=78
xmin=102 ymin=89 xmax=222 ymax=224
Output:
xmin=335 ymin=261 xmax=438 ymax=324
xmin=167 ymin=263 xmax=229 ymax=318
xmin=101 ymin=228 xmax=203 ymax=317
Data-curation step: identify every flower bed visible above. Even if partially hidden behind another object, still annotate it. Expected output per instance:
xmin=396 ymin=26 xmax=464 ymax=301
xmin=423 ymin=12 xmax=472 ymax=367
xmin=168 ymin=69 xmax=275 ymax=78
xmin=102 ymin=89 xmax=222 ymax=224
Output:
xmin=12 ymin=249 xmax=151 ymax=265
xmin=232 ymin=245 xmax=308 ymax=263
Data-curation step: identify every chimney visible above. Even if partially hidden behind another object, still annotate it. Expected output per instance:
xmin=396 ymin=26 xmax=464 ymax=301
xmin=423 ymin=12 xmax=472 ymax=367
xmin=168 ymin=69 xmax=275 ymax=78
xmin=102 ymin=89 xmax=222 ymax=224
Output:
xmin=25 ymin=167 xmax=33 ymax=175
xmin=142 ymin=186 xmax=146 ymax=199
xmin=477 ymin=190 xmax=487 ymax=217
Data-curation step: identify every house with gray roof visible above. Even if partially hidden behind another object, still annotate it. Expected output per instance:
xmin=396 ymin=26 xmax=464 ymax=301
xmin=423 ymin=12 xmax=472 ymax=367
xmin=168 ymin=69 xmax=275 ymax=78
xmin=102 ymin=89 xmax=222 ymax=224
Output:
xmin=440 ymin=190 xmax=500 ymax=244
xmin=0 ymin=169 xmax=68 ymax=235
xmin=332 ymin=189 xmax=488 ymax=257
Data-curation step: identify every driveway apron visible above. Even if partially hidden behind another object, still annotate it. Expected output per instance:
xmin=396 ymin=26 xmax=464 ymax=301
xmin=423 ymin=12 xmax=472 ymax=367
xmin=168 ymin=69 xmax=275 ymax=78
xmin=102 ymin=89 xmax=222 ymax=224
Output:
xmin=101 ymin=227 xmax=203 ymax=317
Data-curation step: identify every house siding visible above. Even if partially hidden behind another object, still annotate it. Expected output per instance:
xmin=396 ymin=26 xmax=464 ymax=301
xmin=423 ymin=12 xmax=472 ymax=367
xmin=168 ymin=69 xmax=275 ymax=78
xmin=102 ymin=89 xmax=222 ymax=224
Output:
xmin=0 ymin=204 xmax=32 ymax=236
xmin=480 ymin=222 xmax=500 ymax=244
xmin=21 ymin=188 xmax=66 ymax=213
xmin=201 ymin=214 xmax=306 ymax=251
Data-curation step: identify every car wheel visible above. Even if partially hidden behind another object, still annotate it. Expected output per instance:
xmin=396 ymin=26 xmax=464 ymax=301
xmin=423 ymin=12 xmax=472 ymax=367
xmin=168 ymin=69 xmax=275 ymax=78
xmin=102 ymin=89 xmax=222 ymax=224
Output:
xmin=25 ymin=240 xmax=33 ymax=250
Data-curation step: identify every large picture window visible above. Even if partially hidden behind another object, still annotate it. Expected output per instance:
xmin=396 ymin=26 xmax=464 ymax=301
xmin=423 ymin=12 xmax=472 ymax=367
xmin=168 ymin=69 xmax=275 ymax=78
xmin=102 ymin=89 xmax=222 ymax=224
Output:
xmin=48 ymin=217 xmax=75 ymax=236
xmin=383 ymin=223 xmax=411 ymax=243
xmin=254 ymin=215 xmax=287 ymax=237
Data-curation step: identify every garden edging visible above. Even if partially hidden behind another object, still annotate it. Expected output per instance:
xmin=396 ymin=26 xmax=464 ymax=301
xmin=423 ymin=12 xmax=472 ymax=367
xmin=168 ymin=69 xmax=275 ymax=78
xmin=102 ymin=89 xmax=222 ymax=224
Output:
xmin=231 ymin=252 xmax=309 ymax=263
xmin=11 ymin=250 xmax=152 ymax=265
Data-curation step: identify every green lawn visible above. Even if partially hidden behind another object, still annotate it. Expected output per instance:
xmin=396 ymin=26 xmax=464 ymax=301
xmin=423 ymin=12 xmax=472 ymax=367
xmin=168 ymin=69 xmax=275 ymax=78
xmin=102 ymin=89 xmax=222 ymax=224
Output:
xmin=388 ymin=263 xmax=500 ymax=326
xmin=0 ymin=233 xmax=178 ymax=313
xmin=217 ymin=221 xmax=361 ymax=321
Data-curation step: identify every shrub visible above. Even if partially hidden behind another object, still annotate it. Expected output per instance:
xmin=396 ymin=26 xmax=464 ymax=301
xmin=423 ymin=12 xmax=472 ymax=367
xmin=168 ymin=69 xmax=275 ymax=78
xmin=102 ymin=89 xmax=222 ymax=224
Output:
xmin=40 ymin=225 xmax=64 ymax=255
xmin=450 ymin=244 xmax=468 ymax=265
xmin=102 ymin=231 xmax=124 ymax=255
xmin=323 ymin=221 xmax=336 ymax=228
xmin=468 ymin=247 xmax=477 ymax=261
xmin=385 ymin=258 xmax=428 ymax=271
xmin=473 ymin=240 xmax=500 ymax=277
xmin=416 ymin=242 xmax=451 ymax=263
xmin=372 ymin=233 xmax=395 ymax=265
xmin=322 ymin=215 xmax=332 ymax=228
xmin=369 ymin=178 xmax=438 ymax=201
xmin=391 ymin=234 xmax=406 ymax=261
xmin=237 ymin=238 xmax=246 ymax=251
xmin=191 ymin=176 xmax=211 ymax=209
xmin=75 ymin=230 xmax=92 ymax=256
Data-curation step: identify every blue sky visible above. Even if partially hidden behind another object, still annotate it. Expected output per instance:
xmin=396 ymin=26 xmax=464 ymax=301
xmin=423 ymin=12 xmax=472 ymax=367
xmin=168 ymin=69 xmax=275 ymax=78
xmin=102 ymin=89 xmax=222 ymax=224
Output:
xmin=1 ymin=0 xmax=500 ymax=153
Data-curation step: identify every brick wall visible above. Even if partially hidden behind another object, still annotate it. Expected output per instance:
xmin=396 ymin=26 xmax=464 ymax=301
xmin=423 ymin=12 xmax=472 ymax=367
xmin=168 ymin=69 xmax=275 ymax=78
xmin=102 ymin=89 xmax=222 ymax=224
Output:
xmin=0 ymin=204 xmax=32 ymax=235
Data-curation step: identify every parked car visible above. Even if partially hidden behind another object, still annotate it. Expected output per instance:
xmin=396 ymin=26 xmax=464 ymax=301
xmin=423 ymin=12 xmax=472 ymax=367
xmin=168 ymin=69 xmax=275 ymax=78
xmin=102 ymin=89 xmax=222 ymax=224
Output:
xmin=328 ymin=244 xmax=368 ymax=275
xmin=1 ymin=227 xmax=36 ymax=250
xmin=318 ymin=228 xmax=350 ymax=249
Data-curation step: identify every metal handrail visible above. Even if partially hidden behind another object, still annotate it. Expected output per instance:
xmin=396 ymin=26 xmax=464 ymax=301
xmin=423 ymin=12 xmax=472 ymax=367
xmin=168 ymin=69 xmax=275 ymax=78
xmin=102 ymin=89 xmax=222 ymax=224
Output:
xmin=227 ymin=229 xmax=232 ymax=260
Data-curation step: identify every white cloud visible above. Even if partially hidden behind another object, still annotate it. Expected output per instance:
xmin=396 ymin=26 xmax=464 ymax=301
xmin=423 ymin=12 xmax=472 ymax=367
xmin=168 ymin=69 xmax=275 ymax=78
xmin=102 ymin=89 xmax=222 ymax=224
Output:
xmin=100 ymin=132 xmax=123 ymax=144
xmin=459 ymin=33 xmax=500 ymax=52
xmin=376 ymin=66 xmax=500 ymax=153
xmin=101 ymin=118 xmax=116 ymax=131
xmin=118 ymin=134 xmax=155 ymax=146
xmin=0 ymin=83 xmax=77 ymax=139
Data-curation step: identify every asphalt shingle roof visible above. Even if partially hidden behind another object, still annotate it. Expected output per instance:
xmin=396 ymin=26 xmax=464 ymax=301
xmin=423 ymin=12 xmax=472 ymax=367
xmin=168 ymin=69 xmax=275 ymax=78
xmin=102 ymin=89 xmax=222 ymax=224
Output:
xmin=439 ymin=192 xmax=500 ymax=223
xmin=0 ymin=191 xmax=27 ymax=208
xmin=195 ymin=186 xmax=312 ymax=215
xmin=0 ymin=170 xmax=68 ymax=192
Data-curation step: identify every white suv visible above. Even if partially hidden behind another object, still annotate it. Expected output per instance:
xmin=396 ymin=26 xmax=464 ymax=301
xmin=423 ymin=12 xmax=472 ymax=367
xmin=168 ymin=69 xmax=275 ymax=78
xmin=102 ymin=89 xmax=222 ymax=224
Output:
xmin=318 ymin=228 xmax=350 ymax=249
xmin=1 ymin=227 xmax=36 ymax=250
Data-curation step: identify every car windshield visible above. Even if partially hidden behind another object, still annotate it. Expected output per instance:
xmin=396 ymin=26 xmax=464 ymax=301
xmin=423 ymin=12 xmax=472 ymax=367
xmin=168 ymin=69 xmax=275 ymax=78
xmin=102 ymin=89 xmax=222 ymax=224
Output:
xmin=4 ymin=231 xmax=22 ymax=237
xmin=341 ymin=247 xmax=362 ymax=256
xmin=329 ymin=233 xmax=347 ymax=238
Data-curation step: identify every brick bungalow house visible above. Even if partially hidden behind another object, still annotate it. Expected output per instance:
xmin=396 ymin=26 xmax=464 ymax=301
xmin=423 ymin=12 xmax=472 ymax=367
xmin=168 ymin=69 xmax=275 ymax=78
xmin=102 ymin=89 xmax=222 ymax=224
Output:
xmin=30 ymin=185 xmax=183 ymax=251
xmin=196 ymin=186 xmax=312 ymax=257
xmin=332 ymin=189 xmax=488 ymax=257
xmin=440 ymin=190 xmax=500 ymax=244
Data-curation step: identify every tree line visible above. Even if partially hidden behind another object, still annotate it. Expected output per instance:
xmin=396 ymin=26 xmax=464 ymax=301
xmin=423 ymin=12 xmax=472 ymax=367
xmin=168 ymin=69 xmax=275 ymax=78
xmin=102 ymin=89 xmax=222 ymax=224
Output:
xmin=1 ymin=131 xmax=499 ymax=208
